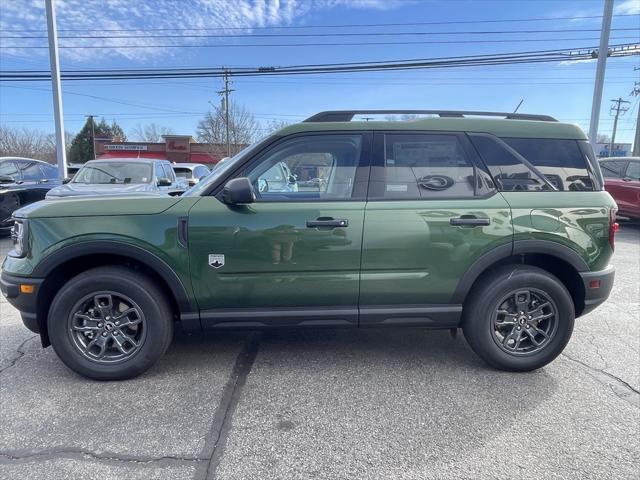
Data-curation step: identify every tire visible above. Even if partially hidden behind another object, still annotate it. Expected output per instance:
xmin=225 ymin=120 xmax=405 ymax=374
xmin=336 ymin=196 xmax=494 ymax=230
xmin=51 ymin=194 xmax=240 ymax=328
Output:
xmin=48 ymin=266 xmax=174 ymax=380
xmin=462 ymin=265 xmax=574 ymax=371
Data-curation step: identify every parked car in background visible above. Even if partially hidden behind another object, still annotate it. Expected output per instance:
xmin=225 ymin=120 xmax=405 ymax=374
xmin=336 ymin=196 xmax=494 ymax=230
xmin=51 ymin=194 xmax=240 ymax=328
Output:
xmin=0 ymin=157 xmax=61 ymax=234
xmin=172 ymin=163 xmax=210 ymax=187
xmin=45 ymin=159 xmax=185 ymax=198
xmin=599 ymin=157 xmax=640 ymax=220
xmin=65 ymin=163 xmax=84 ymax=180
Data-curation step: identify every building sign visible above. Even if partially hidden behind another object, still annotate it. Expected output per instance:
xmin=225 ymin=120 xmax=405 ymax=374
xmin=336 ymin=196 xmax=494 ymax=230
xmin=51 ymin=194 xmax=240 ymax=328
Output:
xmin=166 ymin=139 xmax=190 ymax=152
xmin=595 ymin=143 xmax=631 ymax=158
xmin=105 ymin=144 xmax=148 ymax=151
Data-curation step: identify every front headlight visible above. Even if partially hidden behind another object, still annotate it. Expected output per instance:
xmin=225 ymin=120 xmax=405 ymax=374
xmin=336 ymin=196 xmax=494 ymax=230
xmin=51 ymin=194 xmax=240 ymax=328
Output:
xmin=10 ymin=219 xmax=28 ymax=258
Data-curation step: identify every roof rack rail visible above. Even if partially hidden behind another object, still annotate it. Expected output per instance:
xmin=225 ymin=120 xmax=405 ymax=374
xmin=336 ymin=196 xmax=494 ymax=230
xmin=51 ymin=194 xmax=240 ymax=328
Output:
xmin=303 ymin=110 xmax=557 ymax=123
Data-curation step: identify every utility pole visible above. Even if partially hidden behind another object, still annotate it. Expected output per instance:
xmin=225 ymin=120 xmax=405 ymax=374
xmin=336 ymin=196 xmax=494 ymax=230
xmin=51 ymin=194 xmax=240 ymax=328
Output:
xmin=217 ymin=69 xmax=234 ymax=157
xmin=633 ymin=70 xmax=640 ymax=156
xmin=588 ymin=0 xmax=614 ymax=149
xmin=609 ymin=97 xmax=630 ymax=156
xmin=85 ymin=115 xmax=96 ymax=159
xmin=45 ymin=0 xmax=67 ymax=178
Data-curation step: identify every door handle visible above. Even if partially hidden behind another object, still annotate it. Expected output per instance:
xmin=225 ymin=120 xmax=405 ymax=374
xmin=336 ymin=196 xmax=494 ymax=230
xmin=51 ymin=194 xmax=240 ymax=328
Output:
xmin=306 ymin=217 xmax=348 ymax=228
xmin=450 ymin=216 xmax=490 ymax=227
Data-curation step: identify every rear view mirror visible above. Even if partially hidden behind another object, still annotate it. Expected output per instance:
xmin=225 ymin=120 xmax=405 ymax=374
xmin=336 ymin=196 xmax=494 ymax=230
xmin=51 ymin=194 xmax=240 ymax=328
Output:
xmin=222 ymin=177 xmax=255 ymax=205
xmin=157 ymin=177 xmax=172 ymax=187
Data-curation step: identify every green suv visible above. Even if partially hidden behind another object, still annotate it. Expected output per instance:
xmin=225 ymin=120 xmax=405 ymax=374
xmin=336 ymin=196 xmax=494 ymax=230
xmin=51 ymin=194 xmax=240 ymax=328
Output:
xmin=1 ymin=110 xmax=617 ymax=380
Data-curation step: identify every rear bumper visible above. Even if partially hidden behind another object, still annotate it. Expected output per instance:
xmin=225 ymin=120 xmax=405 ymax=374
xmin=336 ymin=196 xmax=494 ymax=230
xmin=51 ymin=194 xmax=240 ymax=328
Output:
xmin=579 ymin=265 xmax=615 ymax=316
xmin=0 ymin=271 xmax=43 ymax=333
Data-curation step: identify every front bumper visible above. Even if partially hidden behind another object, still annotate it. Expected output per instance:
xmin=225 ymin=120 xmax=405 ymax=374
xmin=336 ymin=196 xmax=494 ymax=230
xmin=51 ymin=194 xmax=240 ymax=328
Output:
xmin=579 ymin=265 xmax=615 ymax=316
xmin=0 ymin=271 xmax=43 ymax=333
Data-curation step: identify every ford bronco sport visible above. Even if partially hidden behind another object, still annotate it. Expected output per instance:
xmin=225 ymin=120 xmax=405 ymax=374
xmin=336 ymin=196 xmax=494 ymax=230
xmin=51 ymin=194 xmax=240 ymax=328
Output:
xmin=1 ymin=110 xmax=617 ymax=380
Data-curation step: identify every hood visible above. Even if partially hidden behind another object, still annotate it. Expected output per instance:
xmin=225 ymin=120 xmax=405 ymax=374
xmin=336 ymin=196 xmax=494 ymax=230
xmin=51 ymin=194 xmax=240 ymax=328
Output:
xmin=14 ymin=194 xmax=184 ymax=219
xmin=46 ymin=182 xmax=154 ymax=198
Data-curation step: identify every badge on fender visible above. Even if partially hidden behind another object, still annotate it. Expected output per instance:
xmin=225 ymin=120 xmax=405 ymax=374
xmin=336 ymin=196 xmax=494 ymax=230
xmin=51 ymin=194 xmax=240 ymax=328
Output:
xmin=208 ymin=254 xmax=225 ymax=269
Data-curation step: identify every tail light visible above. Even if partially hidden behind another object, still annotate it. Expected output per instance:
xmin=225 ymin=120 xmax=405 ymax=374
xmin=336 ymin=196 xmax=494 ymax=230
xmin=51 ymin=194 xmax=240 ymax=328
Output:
xmin=609 ymin=208 xmax=619 ymax=251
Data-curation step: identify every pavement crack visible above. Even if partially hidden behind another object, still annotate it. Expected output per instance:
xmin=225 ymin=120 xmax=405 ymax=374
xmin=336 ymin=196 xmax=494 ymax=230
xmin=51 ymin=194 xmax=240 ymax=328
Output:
xmin=195 ymin=332 xmax=261 ymax=480
xmin=562 ymin=353 xmax=640 ymax=408
xmin=0 ymin=447 xmax=206 ymax=467
xmin=0 ymin=335 xmax=38 ymax=374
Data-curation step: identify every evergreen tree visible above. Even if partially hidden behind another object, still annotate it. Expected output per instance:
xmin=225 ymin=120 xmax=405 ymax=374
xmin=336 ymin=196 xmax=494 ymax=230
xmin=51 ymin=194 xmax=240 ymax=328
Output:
xmin=68 ymin=117 xmax=126 ymax=163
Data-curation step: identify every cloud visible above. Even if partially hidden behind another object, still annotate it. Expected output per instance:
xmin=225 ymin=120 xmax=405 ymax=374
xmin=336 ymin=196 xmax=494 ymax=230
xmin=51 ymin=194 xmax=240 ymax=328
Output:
xmin=615 ymin=0 xmax=640 ymax=15
xmin=557 ymin=58 xmax=596 ymax=66
xmin=0 ymin=0 xmax=409 ymax=63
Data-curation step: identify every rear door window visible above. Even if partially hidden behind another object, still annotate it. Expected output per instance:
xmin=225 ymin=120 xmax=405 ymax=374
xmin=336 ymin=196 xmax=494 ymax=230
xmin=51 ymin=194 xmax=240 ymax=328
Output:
xmin=370 ymin=133 xmax=480 ymax=199
xmin=504 ymin=138 xmax=595 ymax=191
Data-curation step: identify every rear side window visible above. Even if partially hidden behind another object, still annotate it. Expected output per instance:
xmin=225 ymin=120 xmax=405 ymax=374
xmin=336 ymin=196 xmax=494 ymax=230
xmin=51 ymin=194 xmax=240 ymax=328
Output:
xmin=159 ymin=163 xmax=174 ymax=181
xmin=373 ymin=133 xmax=478 ymax=199
xmin=17 ymin=161 xmax=45 ymax=180
xmin=41 ymin=163 xmax=58 ymax=179
xmin=504 ymin=138 xmax=595 ymax=191
xmin=626 ymin=161 xmax=640 ymax=180
xmin=469 ymin=135 xmax=550 ymax=192
xmin=600 ymin=160 xmax=627 ymax=178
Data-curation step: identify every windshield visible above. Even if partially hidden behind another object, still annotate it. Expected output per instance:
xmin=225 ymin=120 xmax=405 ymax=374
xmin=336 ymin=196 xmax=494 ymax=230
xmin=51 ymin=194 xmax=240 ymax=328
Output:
xmin=182 ymin=139 xmax=268 ymax=197
xmin=73 ymin=162 xmax=153 ymax=185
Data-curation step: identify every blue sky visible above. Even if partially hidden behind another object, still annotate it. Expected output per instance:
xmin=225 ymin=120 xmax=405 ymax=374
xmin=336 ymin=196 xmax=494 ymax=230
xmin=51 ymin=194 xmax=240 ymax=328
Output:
xmin=0 ymin=0 xmax=639 ymax=144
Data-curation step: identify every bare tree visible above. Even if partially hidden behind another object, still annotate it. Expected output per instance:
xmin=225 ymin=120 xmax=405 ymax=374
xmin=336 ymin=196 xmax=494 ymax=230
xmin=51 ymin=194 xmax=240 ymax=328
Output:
xmin=596 ymin=134 xmax=612 ymax=144
xmin=262 ymin=119 xmax=290 ymax=135
xmin=0 ymin=126 xmax=73 ymax=163
xmin=130 ymin=123 xmax=175 ymax=142
xmin=196 ymin=103 xmax=260 ymax=157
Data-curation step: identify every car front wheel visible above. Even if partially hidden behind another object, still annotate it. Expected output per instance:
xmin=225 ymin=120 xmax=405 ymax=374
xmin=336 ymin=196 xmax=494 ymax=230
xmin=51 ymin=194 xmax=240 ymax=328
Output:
xmin=462 ymin=265 xmax=575 ymax=371
xmin=48 ymin=266 xmax=173 ymax=380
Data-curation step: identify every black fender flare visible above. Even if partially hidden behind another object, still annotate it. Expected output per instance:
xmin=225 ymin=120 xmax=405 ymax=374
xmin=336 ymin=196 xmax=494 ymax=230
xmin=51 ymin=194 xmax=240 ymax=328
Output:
xmin=33 ymin=240 xmax=196 ymax=315
xmin=451 ymin=240 xmax=589 ymax=304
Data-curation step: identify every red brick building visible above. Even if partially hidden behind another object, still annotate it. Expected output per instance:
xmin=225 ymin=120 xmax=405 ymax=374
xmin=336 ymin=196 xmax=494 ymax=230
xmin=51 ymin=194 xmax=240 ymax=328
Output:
xmin=95 ymin=135 xmax=243 ymax=165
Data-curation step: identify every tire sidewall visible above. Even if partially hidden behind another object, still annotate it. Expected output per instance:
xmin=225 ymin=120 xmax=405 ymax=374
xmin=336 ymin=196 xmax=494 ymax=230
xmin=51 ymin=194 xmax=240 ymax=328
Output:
xmin=464 ymin=266 xmax=575 ymax=371
xmin=48 ymin=268 xmax=172 ymax=380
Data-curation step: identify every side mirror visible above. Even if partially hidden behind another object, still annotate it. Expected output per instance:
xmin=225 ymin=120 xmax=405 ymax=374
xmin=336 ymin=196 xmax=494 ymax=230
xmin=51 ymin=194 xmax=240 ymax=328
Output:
xmin=157 ymin=177 xmax=172 ymax=187
xmin=222 ymin=177 xmax=255 ymax=205
xmin=0 ymin=175 xmax=15 ymax=184
xmin=62 ymin=176 xmax=73 ymax=184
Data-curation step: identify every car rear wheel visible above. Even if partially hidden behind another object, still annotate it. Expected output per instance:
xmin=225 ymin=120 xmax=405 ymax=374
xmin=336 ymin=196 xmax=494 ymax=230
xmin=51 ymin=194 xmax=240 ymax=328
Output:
xmin=462 ymin=265 xmax=574 ymax=371
xmin=48 ymin=266 xmax=173 ymax=380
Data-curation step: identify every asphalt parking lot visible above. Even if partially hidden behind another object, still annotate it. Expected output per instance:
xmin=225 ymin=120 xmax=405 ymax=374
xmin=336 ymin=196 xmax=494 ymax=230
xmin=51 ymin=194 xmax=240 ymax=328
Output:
xmin=0 ymin=225 xmax=638 ymax=480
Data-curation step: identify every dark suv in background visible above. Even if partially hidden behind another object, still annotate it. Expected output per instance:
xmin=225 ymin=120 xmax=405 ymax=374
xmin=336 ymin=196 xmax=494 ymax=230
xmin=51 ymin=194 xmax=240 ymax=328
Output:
xmin=0 ymin=157 xmax=61 ymax=235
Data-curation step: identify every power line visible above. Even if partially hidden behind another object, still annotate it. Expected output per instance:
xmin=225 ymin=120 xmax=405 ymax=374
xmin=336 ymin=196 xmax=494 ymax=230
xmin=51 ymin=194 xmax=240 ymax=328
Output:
xmin=3 ymin=36 xmax=638 ymax=49
xmin=1 ymin=13 xmax=637 ymax=33
xmin=3 ymin=44 xmax=638 ymax=81
xmin=4 ymin=27 xmax=638 ymax=40
xmin=1 ymin=44 xmax=638 ymax=82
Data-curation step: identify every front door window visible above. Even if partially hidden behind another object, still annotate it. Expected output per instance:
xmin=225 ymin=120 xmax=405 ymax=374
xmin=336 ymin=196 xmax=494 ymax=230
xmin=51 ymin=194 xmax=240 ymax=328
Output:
xmin=245 ymin=134 xmax=362 ymax=201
